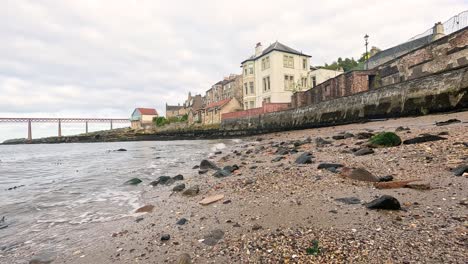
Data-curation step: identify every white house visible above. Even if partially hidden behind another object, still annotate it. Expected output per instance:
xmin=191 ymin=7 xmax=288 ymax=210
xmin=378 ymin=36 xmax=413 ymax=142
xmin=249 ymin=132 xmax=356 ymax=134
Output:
xmin=309 ymin=67 xmax=344 ymax=87
xmin=241 ymin=41 xmax=311 ymax=109
xmin=130 ymin=108 xmax=158 ymax=129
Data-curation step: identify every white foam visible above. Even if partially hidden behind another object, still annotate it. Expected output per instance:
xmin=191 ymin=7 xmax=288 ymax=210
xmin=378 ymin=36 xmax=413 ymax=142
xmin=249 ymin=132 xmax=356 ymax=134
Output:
xmin=211 ymin=143 xmax=226 ymax=151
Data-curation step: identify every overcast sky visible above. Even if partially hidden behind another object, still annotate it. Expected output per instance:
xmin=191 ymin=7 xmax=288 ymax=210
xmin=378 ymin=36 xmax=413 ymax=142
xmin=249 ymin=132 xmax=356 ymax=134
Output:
xmin=1 ymin=0 xmax=467 ymax=120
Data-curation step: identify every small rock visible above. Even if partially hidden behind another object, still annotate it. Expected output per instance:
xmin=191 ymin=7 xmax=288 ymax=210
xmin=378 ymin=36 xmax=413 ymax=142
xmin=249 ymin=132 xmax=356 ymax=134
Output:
xmin=335 ymin=197 xmax=361 ymax=204
xmin=173 ymin=174 xmax=184 ymax=181
xmin=135 ymin=217 xmax=144 ymax=223
xmin=223 ymin=165 xmax=239 ymax=173
xmin=203 ymin=229 xmax=224 ymax=246
xmin=451 ymin=164 xmax=468 ymax=176
xmin=271 ymin=156 xmax=284 ymax=162
xmin=435 ymin=119 xmax=461 ymax=126
xmin=315 ymin=137 xmax=332 ymax=147
xmin=403 ymin=135 xmax=446 ymax=145
xmin=223 ymin=200 xmax=232 ymax=204
xmin=276 ymin=148 xmax=289 ymax=155
xmin=198 ymin=169 xmax=208 ymax=175
xmin=177 ymin=253 xmax=192 ymax=264
xmin=183 ymin=185 xmax=200 ymax=196
xmin=172 ymin=183 xmax=186 ymax=192
xmin=214 ymin=151 xmax=222 ymax=155
xmin=135 ymin=204 xmax=155 ymax=213
xmin=295 ymin=152 xmax=313 ymax=164
xmin=366 ymin=195 xmax=401 ymax=210
xmin=124 ymin=178 xmax=142 ymax=185
xmin=116 ymin=148 xmax=127 ymax=152
xmin=192 ymin=165 xmax=200 ymax=169
xmin=150 ymin=176 xmax=173 ymax=186
xmin=252 ymin=224 xmax=262 ymax=231
xmin=213 ymin=169 xmax=231 ymax=178
xmin=340 ymin=167 xmax=380 ymax=182
xmin=176 ymin=218 xmax=187 ymax=225
xmin=199 ymin=194 xmax=224 ymax=205
xmin=379 ymin=175 xmax=394 ymax=182
xmin=249 ymin=165 xmax=258 ymax=170
xmin=356 ymin=132 xmax=374 ymax=139
xmin=200 ymin=160 xmax=220 ymax=170
xmin=160 ymin=234 xmax=170 ymax=241
xmin=354 ymin=148 xmax=375 ymax=156
xmin=395 ymin=126 xmax=410 ymax=132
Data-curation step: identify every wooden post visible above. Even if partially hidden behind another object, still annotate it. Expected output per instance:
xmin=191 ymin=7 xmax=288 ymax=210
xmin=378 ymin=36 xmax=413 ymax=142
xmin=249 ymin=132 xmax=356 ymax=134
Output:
xmin=85 ymin=121 xmax=88 ymax=133
xmin=110 ymin=120 xmax=113 ymax=130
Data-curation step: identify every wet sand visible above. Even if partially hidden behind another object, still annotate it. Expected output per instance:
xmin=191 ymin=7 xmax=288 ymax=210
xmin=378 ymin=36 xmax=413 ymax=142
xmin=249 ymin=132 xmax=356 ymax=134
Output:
xmin=41 ymin=112 xmax=468 ymax=263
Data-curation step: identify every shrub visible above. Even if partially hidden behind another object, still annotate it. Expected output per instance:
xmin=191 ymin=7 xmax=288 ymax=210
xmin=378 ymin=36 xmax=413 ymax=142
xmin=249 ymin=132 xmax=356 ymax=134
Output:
xmin=153 ymin=116 xmax=169 ymax=127
xmin=369 ymin=132 xmax=402 ymax=147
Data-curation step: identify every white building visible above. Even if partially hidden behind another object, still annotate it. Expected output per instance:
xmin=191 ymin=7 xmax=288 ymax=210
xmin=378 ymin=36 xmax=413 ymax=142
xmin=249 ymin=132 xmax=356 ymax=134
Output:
xmin=309 ymin=67 xmax=344 ymax=87
xmin=241 ymin=42 xmax=311 ymax=109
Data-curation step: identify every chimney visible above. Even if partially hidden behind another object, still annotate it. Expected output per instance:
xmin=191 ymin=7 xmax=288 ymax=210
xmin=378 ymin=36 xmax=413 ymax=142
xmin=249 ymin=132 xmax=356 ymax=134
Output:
xmin=255 ymin=42 xmax=263 ymax=56
xmin=432 ymin=22 xmax=445 ymax=41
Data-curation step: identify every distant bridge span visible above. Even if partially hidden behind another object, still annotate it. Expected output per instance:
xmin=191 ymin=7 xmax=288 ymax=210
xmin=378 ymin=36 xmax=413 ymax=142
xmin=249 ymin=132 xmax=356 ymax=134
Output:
xmin=0 ymin=117 xmax=130 ymax=141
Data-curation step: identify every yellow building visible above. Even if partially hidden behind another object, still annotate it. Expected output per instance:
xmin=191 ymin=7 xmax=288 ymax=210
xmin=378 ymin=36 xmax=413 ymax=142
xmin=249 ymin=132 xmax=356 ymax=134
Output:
xmin=241 ymin=41 xmax=311 ymax=109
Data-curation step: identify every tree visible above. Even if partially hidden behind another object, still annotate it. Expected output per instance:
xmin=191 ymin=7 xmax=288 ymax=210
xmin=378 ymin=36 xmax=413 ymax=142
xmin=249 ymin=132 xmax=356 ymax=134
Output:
xmin=321 ymin=46 xmax=381 ymax=72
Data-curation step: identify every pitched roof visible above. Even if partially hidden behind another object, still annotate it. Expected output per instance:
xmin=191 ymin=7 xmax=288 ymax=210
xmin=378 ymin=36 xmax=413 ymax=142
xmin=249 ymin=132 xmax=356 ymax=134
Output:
xmin=166 ymin=104 xmax=184 ymax=111
xmin=241 ymin=41 xmax=311 ymax=64
xmin=136 ymin=108 xmax=158 ymax=115
xmin=205 ymin=98 xmax=231 ymax=110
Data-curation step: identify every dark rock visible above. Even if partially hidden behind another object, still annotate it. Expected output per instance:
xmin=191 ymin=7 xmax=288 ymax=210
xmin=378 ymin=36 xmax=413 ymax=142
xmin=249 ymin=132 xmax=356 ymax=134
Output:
xmin=223 ymin=200 xmax=232 ymax=204
xmin=116 ymin=148 xmax=127 ymax=151
xmin=249 ymin=165 xmax=258 ymax=170
xmin=366 ymin=195 xmax=401 ymax=210
xmin=192 ymin=165 xmax=200 ymax=169
xmin=29 ymin=255 xmax=54 ymax=264
xmin=124 ymin=178 xmax=142 ymax=185
xmin=173 ymin=174 xmax=184 ymax=181
xmin=403 ymin=135 xmax=446 ymax=145
xmin=315 ymin=137 xmax=332 ymax=147
xmin=272 ymin=156 xmax=284 ymax=162
xmin=435 ymin=119 xmax=461 ymax=126
xmin=452 ymin=165 xmax=468 ymax=176
xmin=214 ymin=151 xmax=222 ymax=155
xmin=135 ymin=204 xmax=155 ymax=213
xmin=332 ymin=135 xmax=345 ymax=140
xmin=135 ymin=217 xmax=144 ymax=223
xmin=0 ymin=216 xmax=8 ymax=229
xmin=198 ymin=169 xmax=208 ymax=175
xmin=335 ymin=197 xmax=361 ymax=204
xmin=203 ymin=229 xmax=224 ymax=246
xmin=213 ymin=169 xmax=231 ymax=178
xmin=379 ymin=175 xmax=394 ymax=182
xmin=356 ymin=132 xmax=374 ymax=139
xmin=199 ymin=159 xmax=220 ymax=170
xmin=295 ymin=152 xmax=313 ymax=164
xmin=177 ymin=253 xmax=192 ymax=264
xmin=182 ymin=185 xmax=200 ymax=196
xmin=223 ymin=165 xmax=239 ymax=173
xmin=354 ymin=148 xmax=375 ymax=156
xmin=176 ymin=218 xmax=187 ymax=225
xmin=161 ymin=234 xmax=170 ymax=241
xmin=150 ymin=176 xmax=174 ymax=186
xmin=317 ymin=163 xmax=343 ymax=173
xmin=276 ymin=148 xmax=289 ymax=155
xmin=332 ymin=132 xmax=354 ymax=140
xmin=252 ymin=224 xmax=262 ymax=230
xmin=172 ymin=183 xmax=186 ymax=192
xmin=438 ymin=131 xmax=449 ymax=136
xmin=341 ymin=167 xmax=380 ymax=182
xmin=395 ymin=126 xmax=410 ymax=132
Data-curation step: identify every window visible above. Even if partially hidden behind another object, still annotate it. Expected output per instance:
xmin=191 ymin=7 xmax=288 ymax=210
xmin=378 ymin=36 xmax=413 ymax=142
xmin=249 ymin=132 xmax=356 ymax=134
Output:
xmin=244 ymin=67 xmax=248 ymax=76
xmin=301 ymin=77 xmax=308 ymax=88
xmin=284 ymin=75 xmax=294 ymax=90
xmin=312 ymin=76 xmax=317 ymax=87
xmin=249 ymin=82 xmax=254 ymax=94
xmin=261 ymin=56 xmax=270 ymax=70
xmin=302 ymin=58 xmax=307 ymax=70
xmin=283 ymin=55 xmax=294 ymax=68
xmin=249 ymin=101 xmax=255 ymax=109
xmin=263 ymin=76 xmax=271 ymax=91
xmin=264 ymin=97 xmax=271 ymax=103
xmin=244 ymin=83 xmax=248 ymax=95
xmin=248 ymin=64 xmax=254 ymax=74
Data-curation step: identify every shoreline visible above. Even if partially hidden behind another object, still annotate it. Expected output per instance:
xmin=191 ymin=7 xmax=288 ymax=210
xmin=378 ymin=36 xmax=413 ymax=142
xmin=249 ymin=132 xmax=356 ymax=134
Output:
xmin=30 ymin=111 xmax=467 ymax=263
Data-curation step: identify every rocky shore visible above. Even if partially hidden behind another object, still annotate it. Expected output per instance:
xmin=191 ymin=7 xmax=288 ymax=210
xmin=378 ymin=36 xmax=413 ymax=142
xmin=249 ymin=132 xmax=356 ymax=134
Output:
xmin=22 ymin=112 xmax=468 ymax=263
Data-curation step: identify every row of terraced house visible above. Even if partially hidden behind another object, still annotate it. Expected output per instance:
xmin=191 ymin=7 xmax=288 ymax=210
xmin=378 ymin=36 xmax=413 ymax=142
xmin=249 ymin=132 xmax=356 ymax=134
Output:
xmin=164 ymin=18 xmax=466 ymax=127
xmin=165 ymin=41 xmax=343 ymax=125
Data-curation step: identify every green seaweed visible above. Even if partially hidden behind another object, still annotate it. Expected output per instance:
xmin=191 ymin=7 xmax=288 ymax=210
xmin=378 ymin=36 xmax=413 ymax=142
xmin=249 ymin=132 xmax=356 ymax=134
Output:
xmin=369 ymin=132 xmax=402 ymax=147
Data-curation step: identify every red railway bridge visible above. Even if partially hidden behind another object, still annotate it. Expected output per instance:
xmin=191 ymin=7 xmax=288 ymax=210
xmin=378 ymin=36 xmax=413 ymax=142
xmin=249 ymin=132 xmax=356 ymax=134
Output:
xmin=0 ymin=118 xmax=130 ymax=141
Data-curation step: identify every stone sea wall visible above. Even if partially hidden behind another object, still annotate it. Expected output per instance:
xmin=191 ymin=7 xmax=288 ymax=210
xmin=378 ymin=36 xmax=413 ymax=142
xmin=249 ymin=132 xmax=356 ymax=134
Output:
xmin=221 ymin=66 xmax=468 ymax=131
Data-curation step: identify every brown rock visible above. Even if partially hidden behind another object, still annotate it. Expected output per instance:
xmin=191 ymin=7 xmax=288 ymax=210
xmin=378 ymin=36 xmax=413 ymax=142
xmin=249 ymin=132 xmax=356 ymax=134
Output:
xmin=177 ymin=253 xmax=192 ymax=264
xmin=405 ymin=182 xmax=431 ymax=190
xmin=199 ymin=194 xmax=224 ymax=205
xmin=135 ymin=204 xmax=155 ymax=213
xmin=340 ymin=167 xmax=380 ymax=182
xmin=374 ymin=180 xmax=422 ymax=189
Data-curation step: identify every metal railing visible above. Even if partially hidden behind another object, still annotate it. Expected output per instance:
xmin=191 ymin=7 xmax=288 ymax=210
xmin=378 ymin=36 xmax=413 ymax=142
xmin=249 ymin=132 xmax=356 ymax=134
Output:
xmin=408 ymin=10 xmax=468 ymax=41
